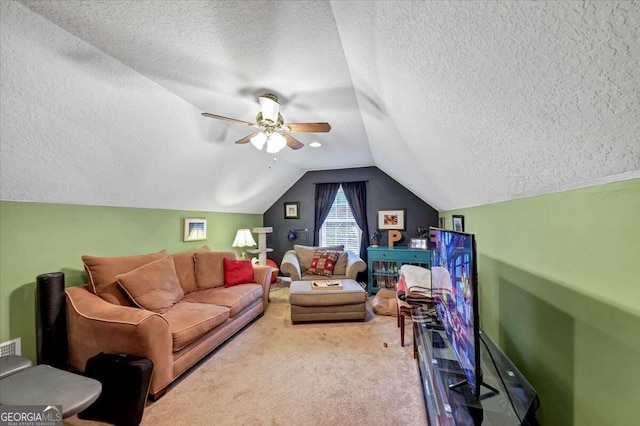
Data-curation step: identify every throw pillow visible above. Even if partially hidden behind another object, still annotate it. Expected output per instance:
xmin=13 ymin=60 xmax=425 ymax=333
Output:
xmin=332 ymin=251 xmax=348 ymax=275
xmin=194 ymin=251 xmax=238 ymax=289
xmin=172 ymin=246 xmax=210 ymax=294
xmin=82 ymin=250 xmax=168 ymax=305
xmin=223 ymin=258 xmax=255 ymax=287
xmin=306 ymin=250 xmax=340 ymax=277
xmin=116 ymin=255 xmax=184 ymax=313
xmin=293 ymin=244 xmax=344 ymax=272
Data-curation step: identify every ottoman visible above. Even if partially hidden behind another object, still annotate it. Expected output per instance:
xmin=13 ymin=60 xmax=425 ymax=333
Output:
xmin=289 ymin=279 xmax=367 ymax=323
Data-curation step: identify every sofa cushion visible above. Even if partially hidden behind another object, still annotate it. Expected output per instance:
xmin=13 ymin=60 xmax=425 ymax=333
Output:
xmin=172 ymin=246 xmax=210 ymax=294
xmin=223 ymin=258 xmax=254 ymax=287
xmin=116 ymin=255 xmax=184 ymax=314
xmin=306 ymin=250 xmax=340 ymax=277
xmin=161 ymin=301 xmax=230 ymax=351
xmin=194 ymin=251 xmax=237 ymax=290
xmin=183 ymin=284 xmax=262 ymax=317
xmin=82 ymin=250 xmax=167 ymax=305
xmin=294 ymin=245 xmax=344 ymax=271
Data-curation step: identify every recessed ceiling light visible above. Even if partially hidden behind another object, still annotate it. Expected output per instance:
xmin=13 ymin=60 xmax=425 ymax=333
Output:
xmin=309 ymin=142 xmax=322 ymax=148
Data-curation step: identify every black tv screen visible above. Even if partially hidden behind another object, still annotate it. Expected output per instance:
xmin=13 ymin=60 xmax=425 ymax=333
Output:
xmin=430 ymin=227 xmax=481 ymax=399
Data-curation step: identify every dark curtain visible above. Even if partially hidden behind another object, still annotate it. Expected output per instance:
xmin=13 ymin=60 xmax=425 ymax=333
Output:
xmin=341 ymin=181 xmax=369 ymax=262
xmin=313 ymin=183 xmax=340 ymax=245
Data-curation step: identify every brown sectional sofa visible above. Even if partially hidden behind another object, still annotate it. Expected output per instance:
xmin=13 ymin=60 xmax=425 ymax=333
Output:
xmin=65 ymin=248 xmax=272 ymax=400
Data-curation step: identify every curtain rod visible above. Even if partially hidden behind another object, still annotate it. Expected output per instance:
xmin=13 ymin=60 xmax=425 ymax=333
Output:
xmin=312 ymin=180 xmax=369 ymax=185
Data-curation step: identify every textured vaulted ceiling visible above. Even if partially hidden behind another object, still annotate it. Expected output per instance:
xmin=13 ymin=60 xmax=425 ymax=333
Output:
xmin=1 ymin=1 xmax=639 ymax=213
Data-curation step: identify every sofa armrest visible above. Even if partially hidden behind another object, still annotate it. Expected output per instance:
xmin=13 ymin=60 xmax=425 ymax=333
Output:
xmin=65 ymin=286 xmax=173 ymax=393
xmin=345 ymin=250 xmax=367 ymax=280
xmin=252 ymin=265 xmax=273 ymax=307
xmin=279 ymin=250 xmax=302 ymax=281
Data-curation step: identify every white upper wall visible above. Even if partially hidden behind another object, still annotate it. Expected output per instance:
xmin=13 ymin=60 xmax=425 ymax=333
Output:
xmin=1 ymin=1 xmax=639 ymax=212
xmin=1 ymin=1 xmax=306 ymax=213
xmin=332 ymin=1 xmax=640 ymax=208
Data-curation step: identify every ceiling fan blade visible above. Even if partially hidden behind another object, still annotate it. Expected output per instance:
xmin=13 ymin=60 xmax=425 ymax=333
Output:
xmin=234 ymin=132 xmax=260 ymax=144
xmin=283 ymin=133 xmax=304 ymax=150
xmin=285 ymin=122 xmax=331 ymax=133
xmin=201 ymin=112 xmax=257 ymax=128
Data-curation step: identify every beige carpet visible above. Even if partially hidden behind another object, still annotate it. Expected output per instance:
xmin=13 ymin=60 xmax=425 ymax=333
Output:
xmin=66 ymin=282 xmax=427 ymax=425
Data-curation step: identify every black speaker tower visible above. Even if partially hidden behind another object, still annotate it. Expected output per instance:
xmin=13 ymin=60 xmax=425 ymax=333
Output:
xmin=36 ymin=272 xmax=68 ymax=369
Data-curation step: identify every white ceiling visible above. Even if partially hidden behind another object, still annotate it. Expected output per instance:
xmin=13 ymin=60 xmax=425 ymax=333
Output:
xmin=1 ymin=1 xmax=639 ymax=213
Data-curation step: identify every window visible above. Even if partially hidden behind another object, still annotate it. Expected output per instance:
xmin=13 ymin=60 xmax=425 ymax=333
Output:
xmin=319 ymin=186 xmax=362 ymax=252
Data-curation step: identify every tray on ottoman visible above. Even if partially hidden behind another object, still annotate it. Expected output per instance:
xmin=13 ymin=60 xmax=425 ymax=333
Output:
xmin=289 ymin=279 xmax=367 ymax=323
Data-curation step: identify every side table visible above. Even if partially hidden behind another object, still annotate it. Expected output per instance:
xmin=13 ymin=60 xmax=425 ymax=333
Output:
xmin=397 ymin=302 xmax=439 ymax=358
xmin=396 ymin=297 xmax=414 ymax=348
xmin=0 ymin=355 xmax=32 ymax=379
xmin=0 ymin=363 xmax=102 ymax=418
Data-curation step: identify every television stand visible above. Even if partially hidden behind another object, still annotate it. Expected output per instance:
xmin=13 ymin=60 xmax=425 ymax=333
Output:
xmin=477 ymin=382 xmax=500 ymax=401
xmin=412 ymin=309 xmax=539 ymax=425
xmin=449 ymin=379 xmax=500 ymax=399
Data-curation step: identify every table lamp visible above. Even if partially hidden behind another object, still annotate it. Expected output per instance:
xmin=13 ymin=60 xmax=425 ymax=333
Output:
xmin=232 ymin=229 xmax=257 ymax=259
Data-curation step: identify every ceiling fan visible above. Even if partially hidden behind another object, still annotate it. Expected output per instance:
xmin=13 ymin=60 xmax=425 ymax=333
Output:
xmin=201 ymin=94 xmax=331 ymax=153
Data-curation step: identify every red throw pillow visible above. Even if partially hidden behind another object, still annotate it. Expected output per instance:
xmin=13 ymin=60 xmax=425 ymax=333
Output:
xmin=223 ymin=258 xmax=254 ymax=287
xmin=306 ymin=250 xmax=340 ymax=277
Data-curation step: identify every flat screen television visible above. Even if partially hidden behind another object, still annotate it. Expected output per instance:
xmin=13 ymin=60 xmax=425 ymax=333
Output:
xmin=430 ymin=227 xmax=482 ymax=399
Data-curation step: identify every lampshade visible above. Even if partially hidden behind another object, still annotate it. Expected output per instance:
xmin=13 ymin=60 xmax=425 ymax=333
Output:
xmin=266 ymin=132 xmax=287 ymax=154
xmin=258 ymin=95 xmax=280 ymax=123
xmin=232 ymin=229 xmax=257 ymax=248
xmin=250 ymin=132 xmax=267 ymax=150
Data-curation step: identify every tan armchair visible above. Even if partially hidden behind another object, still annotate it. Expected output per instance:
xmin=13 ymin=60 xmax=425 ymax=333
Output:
xmin=280 ymin=245 xmax=366 ymax=281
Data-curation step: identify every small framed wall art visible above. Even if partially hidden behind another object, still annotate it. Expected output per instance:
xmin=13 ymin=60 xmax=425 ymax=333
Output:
xmin=409 ymin=238 xmax=428 ymax=249
xmin=183 ymin=218 xmax=207 ymax=241
xmin=377 ymin=209 xmax=405 ymax=230
xmin=284 ymin=202 xmax=300 ymax=219
xmin=452 ymin=215 xmax=465 ymax=232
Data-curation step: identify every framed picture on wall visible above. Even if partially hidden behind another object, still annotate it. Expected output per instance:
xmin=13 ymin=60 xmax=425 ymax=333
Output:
xmin=452 ymin=215 xmax=465 ymax=232
xmin=377 ymin=209 xmax=405 ymax=230
xmin=438 ymin=217 xmax=445 ymax=229
xmin=409 ymin=238 xmax=428 ymax=249
xmin=183 ymin=218 xmax=207 ymax=241
xmin=284 ymin=202 xmax=300 ymax=219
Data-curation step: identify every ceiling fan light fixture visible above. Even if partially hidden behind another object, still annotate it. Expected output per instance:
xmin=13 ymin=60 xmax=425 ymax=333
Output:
xmin=266 ymin=133 xmax=286 ymax=154
xmin=250 ymin=132 xmax=267 ymax=150
xmin=259 ymin=94 xmax=280 ymax=124
xmin=201 ymin=93 xmax=331 ymax=152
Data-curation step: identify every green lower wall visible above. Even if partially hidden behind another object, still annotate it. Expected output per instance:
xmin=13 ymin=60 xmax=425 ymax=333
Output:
xmin=443 ymin=178 xmax=640 ymax=425
xmin=0 ymin=201 xmax=262 ymax=362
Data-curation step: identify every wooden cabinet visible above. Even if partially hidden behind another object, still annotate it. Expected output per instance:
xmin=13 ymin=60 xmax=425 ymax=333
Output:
xmin=367 ymin=246 xmax=431 ymax=294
